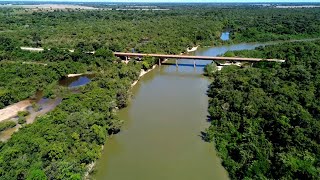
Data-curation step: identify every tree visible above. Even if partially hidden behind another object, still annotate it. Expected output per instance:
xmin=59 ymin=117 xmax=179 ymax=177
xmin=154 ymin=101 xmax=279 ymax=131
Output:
xmin=27 ymin=169 xmax=47 ymax=180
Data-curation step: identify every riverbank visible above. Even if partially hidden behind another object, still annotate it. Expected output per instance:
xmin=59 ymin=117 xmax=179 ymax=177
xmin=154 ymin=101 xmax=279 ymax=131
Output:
xmin=0 ymin=74 xmax=94 ymax=141
xmin=131 ymin=65 xmax=157 ymax=87
xmin=86 ymin=60 xmax=165 ymax=179
xmin=0 ymin=58 xmax=143 ymax=179
xmin=0 ymin=97 xmax=63 ymax=142
xmin=90 ymin=40 xmax=280 ymax=179
xmin=205 ymin=40 xmax=320 ymax=180
xmin=187 ymin=45 xmax=199 ymax=52
xmin=67 ymin=72 xmax=93 ymax=78
xmin=0 ymin=100 xmax=31 ymax=122
xmin=93 ymin=45 xmax=230 ymax=180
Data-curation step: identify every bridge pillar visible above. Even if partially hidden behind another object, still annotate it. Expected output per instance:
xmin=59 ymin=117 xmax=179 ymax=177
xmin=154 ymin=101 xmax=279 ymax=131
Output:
xmin=176 ymin=59 xmax=178 ymax=67
xmin=194 ymin=60 xmax=196 ymax=68
xmin=125 ymin=56 xmax=129 ymax=64
xmin=158 ymin=59 xmax=161 ymax=66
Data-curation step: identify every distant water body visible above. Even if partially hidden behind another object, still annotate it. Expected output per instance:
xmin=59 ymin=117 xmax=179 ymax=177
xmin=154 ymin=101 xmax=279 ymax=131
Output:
xmin=220 ymin=32 xmax=230 ymax=41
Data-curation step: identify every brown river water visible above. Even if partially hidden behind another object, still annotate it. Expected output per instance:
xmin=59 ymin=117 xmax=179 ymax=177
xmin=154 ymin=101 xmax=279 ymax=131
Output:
xmin=1 ymin=37 xmax=303 ymax=178
xmin=93 ymin=41 xmax=274 ymax=180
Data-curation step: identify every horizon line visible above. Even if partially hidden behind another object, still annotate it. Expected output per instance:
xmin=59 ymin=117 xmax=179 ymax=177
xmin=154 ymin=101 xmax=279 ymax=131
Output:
xmin=2 ymin=2 xmax=320 ymax=3
xmin=2 ymin=0 xmax=320 ymax=3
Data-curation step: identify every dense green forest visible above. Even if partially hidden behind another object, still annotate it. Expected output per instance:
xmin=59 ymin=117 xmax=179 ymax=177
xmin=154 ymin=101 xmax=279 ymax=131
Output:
xmin=205 ymin=41 xmax=320 ymax=179
xmin=0 ymin=24 xmax=141 ymax=179
xmin=0 ymin=36 xmax=97 ymax=108
xmin=0 ymin=46 xmax=141 ymax=179
xmin=1 ymin=4 xmax=320 ymax=179
xmin=1 ymin=6 xmax=320 ymax=53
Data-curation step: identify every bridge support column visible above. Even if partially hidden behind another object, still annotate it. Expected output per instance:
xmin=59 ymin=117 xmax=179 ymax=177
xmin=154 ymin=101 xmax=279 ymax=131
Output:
xmin=176 ymin=59 xmax=178 ymax=67
xmin=193 ymin=60 xmax=196 ymax=68
xmin=125 ymin=56 xmax=129 ymax=64
xmin=158 ymin=59 xmax=161 ymax=66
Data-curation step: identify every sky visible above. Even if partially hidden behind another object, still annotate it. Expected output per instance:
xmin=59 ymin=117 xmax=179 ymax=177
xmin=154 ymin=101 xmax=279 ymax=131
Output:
xmin=3 ymin=0 xmax=320 ymax=3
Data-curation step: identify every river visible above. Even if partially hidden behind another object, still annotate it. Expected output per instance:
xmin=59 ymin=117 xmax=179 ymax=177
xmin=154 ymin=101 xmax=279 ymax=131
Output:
xmin=93 ymin=37 xmax=276 ymax=179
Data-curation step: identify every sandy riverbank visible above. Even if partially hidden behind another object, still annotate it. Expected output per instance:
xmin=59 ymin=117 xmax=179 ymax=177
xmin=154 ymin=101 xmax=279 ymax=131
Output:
xmin=67 ymin=74 xmax=83 ymax=77
xmin=0 ymin=100 xmax=31 ymax=122
xmin=131 ymin=64 xmax=157 ymax=87
xmin=187 ymin=46 xmax=199 ymax=52
xmin=131 ymin=58 xmax=170 ymax=87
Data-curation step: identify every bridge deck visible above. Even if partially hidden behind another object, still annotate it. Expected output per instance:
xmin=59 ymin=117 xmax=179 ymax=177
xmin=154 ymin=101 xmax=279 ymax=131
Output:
xmin=113 ymin=52 xmax=285 ymax=62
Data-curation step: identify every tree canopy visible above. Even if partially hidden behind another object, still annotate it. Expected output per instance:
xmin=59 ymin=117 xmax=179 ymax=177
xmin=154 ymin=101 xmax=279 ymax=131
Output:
xmin=205 ymin=41 xmax=320 ymax=179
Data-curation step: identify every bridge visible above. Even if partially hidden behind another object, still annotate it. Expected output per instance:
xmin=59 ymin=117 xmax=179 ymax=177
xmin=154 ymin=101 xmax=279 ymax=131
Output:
xmin=19 ymin=47 xmax=286 ymax=66
xmin=113 ymin=52 xmax=285 ymax=67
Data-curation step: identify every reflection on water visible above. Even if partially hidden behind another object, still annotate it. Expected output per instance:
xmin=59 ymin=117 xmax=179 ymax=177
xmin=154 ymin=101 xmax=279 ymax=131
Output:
xmin=59 ymin=75 xmax=94 ymax=88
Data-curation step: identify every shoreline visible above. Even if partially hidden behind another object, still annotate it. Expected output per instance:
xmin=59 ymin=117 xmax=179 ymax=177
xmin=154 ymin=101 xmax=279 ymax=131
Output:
xmin=67 ymin=73 xmax=84 ymax=78
xmin=86 ymin=59 xmax=167 ymax=179
xmin=187 ymin=45 xmax=199 ymax=52
xmin=0 ymin=72 xmax=93 ymax=122
xmin=0 ymin=97 xmax=63 ymax=142
xmin=67 ymin=72 xmax=93 ymax=78
xmin=131 ymin=58 xmax=169 ymax=87
xmin=131 ymin=64 xmax=157 ymax=87
xmin=0 ymin=100 xmax=31 ymax=123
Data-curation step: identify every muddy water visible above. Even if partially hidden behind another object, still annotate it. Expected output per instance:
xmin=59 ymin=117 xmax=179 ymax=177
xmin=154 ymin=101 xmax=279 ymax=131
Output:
xmin=93 ymin=41 xmax=278 ymax=180
xmin=94 ymin=39 xmax=296 ymax=179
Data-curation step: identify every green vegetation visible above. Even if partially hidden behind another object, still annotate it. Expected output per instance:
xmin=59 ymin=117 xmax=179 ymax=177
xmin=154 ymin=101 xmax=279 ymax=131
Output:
xmin=205 ymin=41 xmax=320 ymax=179
xmin=0 ymin=23 xmax=141 ymax=179
xmin=17 ymin=111 xmax=29 ymax=124
xmin=1 ymin=6 xmax=320 ymax=54
xmin=17 ymin=111 xmax=30 ymax=117
xmin=141 ymin=56 xmax=156 ymax=70
xmin=1 ymin=4 xmax=320 ymax=179
xmin=0 ymin=49 xmax=141 ymax=179
xmin=203 ymin=62 xmax=218 ymax=76
xmin=32 ymin=102 xmax=41 ymax=112
xmin=0 ymin=61 xmax=86 ymax=109
xmin=0 ymin=121 xmax=16 ymax=132
xmin=0 ymin=36 xmax=90 ymax=108
xmin=229 ymin=9 xmax=320 ymax=43
xmin=17 ymin=116 xmax=26 ymax=125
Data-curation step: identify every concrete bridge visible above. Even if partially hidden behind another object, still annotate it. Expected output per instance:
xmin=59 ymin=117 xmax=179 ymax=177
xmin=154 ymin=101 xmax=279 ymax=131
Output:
xmin=19 ymin=47 xmax=286 ymax=66
xmin=113 ymin=52 xmax=285 ymax=67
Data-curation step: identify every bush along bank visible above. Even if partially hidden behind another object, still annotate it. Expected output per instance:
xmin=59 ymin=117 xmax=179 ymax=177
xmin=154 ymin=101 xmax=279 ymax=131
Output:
xmin=205 ymin=41 xmax=320 ymax=179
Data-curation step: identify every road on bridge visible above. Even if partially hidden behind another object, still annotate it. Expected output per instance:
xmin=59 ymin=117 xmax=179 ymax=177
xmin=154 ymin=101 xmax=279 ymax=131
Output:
xmin=113 ymin=52 xmax=285 ymax=62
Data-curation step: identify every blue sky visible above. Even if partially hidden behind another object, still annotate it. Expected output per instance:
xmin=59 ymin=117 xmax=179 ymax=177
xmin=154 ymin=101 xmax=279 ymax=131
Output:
xmin=3 ymin=0 xmax=320 ymax=2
